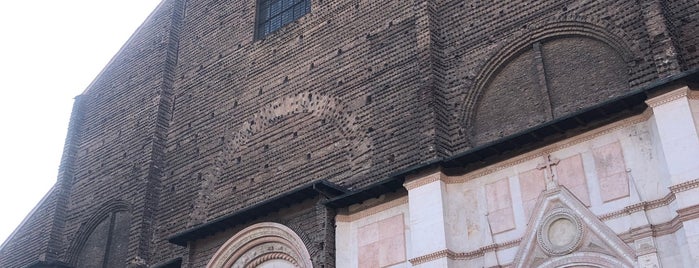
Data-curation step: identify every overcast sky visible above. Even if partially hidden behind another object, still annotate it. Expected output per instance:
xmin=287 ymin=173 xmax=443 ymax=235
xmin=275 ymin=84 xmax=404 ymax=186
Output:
xmin=0 ymin=0 xmax=162 ymax=246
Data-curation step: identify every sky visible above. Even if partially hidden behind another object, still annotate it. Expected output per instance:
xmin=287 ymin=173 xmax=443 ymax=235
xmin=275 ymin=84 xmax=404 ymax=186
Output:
xmin=0 ymin=0 xmax=162 ymax=246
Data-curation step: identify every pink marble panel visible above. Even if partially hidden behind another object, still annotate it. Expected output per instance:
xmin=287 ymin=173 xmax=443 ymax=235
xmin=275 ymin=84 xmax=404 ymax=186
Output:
xmin=357 ymin=215 xmax=406 ymax=267
xmin=518 ymin=169 xmax=545 ymax=218
xmin=379 ymin=214 xmax=404 ymax=239
xmin=486 ymin=178 xmax=512 ymax=212
xmin=357 ymin=222 xmax=378 ymax=246
xmin=488 ymin=207 xmax=516 ymax=234
xmin=358 ymin=242 xmax=380 ymax=267
xmin=557 ymin=154 xmax=591 ymax=205
xmin=593 ymin=142 xmax=630 ymax=202
xmin=599 ymin=172 xmax=630 ymax=202
xmin=378 ymin=233 xmax=406 ymax=267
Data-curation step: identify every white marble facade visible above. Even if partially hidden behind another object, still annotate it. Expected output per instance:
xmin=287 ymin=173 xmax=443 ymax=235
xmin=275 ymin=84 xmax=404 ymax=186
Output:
xmin=335 ymin=86 xmax=699 ymax=267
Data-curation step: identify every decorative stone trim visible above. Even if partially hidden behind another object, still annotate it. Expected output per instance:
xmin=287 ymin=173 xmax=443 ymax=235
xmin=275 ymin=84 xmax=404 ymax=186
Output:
xmin=689 ymin=89 xmax=699 ymax=100
xmin=616 ymin=204 xmax=699 ymax=243
xmin=678 ymin=203 xmax=699 ymax=222
xmin=446 ymin=110 xmax=652 ymax=184
xmin=408 ymin=249 xmax=450 ymax=265
xmin=669 ymin=178 xmax=699 ymax=193
xmin=599 ymin=178 xmax=698 ymax=222
xmin=618 ymin=215 xmax=679 ymax=243
xmin=206 ymin=222 xmax=312 ymax=268
xmin=404 ymin=171 xmax=444 ymax=190
xmin=335 ymin=196 xmax=408 ymax=222
xmin=599 ymin=192 xmax=675 ymax=221
xmin=645 ymin=86 xmax=690 ymax=107
xmin=247 ymin=252 xmax=298 ymax=268
xmin=537 ymin=208 xmax=585 ymax=256
xmin=408 ymin=238 xmax=522 ymax=265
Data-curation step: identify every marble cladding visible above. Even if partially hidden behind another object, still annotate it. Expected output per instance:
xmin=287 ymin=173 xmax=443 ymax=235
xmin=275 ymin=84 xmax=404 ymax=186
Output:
xmin=337 ymin=88 xmax=699 ymax=267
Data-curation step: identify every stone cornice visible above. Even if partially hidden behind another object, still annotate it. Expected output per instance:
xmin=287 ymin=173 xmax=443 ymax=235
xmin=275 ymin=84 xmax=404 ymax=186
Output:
xmin=617 ymin=203 xmax=699 ymax=243
xmin=335 ymin=196 xmax=408 ymax=222
xmin=404 ymin=171 xmax=445 ymax=190
xmin=408 ymin=239 xmax=522 ymax=265
xmin=670 ymin=178 xmax=699 ymax=194
xmin=689 ymin=89 xmax=699 ymax=100
xmin=599 ymin=192 xmax=676 ymax=221
xmin=645 ymin=86 xmax=691 ymax=107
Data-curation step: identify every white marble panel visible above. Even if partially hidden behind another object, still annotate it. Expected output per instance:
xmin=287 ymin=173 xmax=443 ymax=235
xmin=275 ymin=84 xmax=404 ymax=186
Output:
xmin=335 ymin=221 xmax=355 ymax=268
xmin=651 ymin=96 xmax=699 ymax=184
xmin=408 ymin=180 xmax=448 ymax=257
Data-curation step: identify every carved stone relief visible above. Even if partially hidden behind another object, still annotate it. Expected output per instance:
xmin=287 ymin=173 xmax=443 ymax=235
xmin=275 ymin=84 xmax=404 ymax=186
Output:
xmin=207 ymin=222 xmax=312 ymax=268
xmin=513 ymin=187 xmax=635 ymax=268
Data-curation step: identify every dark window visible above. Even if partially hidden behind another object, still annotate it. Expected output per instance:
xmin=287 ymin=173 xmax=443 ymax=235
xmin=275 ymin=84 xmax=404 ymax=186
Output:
xmin=257 ymin=0 xmax=311 ymax=38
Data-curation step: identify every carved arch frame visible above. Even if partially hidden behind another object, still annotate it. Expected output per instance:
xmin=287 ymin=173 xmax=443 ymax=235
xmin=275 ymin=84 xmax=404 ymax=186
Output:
xmin=207 ymin=222 xmax=313 ymax=268
xmin=65 ymin=199 xmax=132 ymax=265
xmin=537 ymin=252 xmax=634 ymax=268
xmin=458 ymin=20 xmax=641 ymax=145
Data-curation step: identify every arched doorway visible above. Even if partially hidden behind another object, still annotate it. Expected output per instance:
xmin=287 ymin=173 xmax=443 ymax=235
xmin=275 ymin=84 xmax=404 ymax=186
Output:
xmin=207 ymin=222 xmax=313 ymax=268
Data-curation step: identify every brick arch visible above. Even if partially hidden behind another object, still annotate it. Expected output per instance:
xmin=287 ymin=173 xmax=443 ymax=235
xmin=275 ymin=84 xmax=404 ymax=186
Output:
xmin=65 ymin=200 xmax=132 ymax=265
xmin=458 ymin=20 xmax=639 ymax=144
xmin=226 ymin=91 xmax=372 ymax=176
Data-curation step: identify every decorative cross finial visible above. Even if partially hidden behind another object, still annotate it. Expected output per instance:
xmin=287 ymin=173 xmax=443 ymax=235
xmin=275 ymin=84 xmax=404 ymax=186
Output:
xmin=537 ymin=155 xmax=560 ymax=190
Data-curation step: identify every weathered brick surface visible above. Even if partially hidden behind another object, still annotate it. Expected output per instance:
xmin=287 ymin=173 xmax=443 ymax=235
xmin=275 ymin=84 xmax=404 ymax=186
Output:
xmin=0 ymin=188 xmax=56 ymax=267
xmin=666 ymin=0 xmax=699 ymax=68
xmin=2 ymin=0 xmax=699 ymax=267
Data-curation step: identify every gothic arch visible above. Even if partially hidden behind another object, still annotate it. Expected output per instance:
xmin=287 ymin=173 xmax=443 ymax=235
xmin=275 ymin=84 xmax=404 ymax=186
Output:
xmin=65 ymin=200 xmax=132 ymax=266
xmin=207 ymin=222 xmax=313 ymax=268
xmin=460 ymin=21 xmax=638 ymax=145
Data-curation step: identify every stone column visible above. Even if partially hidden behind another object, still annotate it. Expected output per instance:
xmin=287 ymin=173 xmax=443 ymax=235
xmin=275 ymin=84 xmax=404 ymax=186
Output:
xmin=646 ymin=85 xmax=699 ymax=266
xmin=404 ymin=170 xmax=451 ymax=267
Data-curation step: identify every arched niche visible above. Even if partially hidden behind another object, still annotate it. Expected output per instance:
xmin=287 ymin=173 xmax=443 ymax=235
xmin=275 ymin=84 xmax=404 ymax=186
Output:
xmin=466 ymin=24 xmax=633 ymax=145
xmin=66 ymin=200 xmax=132 ymax=268
xmin=207 ymin=222 xmax=313 ymax=268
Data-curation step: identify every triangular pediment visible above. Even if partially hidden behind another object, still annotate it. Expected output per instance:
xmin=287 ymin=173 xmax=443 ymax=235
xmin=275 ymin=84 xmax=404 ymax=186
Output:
xmin=513 ymin=186 xmax=636 ymax=268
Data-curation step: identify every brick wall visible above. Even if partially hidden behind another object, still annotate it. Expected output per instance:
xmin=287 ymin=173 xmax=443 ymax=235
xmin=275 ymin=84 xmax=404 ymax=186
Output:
xmin=3 ymin=0 xmax=699 ymax=267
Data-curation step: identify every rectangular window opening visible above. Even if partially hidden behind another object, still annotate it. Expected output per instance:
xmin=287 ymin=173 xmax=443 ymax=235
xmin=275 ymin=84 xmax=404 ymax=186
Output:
xmin=256 ymin=0 xmax=311 ymax=39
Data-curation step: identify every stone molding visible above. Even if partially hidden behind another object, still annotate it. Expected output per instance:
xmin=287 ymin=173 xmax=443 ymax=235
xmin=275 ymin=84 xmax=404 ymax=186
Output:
xmin=514 ymin=187 xmax=636 ymax=268
xmin=335 ymin=196 xmax=408 ymax=222
xmin=446 ymin=109 xmax=652 ymax=184
xmin=599 ymin=177 xmax=699 ymax=221
xmin=678 ymin=203 xmax=699 ymax=222
xmin=670 ymin=178 xmax=699 ymax=194
xmin=206 ymin=222 xmax=312 ymax=268
xmin=408 ymin=239 xmax=522 ymax=265
xmin=408 ymin=249 xmax=449 ymax=265
xmin=599 ymin=192 xmax=676 ymax=221
xmin=645 ymin=86 xmax=691 ymax=107
xmin=689 ymin=89 xmax=699 ymax=100
xmin=536 ymin=208 xmax=585 ymax=256
xmin=404 ymin=171 xmax=445 ymax=190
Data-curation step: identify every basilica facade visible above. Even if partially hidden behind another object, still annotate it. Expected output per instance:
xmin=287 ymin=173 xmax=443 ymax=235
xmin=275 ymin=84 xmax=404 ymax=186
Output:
xmin=2 ymin=0 xmax=699 ymax=267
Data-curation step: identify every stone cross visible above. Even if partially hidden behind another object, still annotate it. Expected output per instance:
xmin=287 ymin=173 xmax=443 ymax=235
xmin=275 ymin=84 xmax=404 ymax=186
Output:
xmin=537 ymin=155 xmax=560 ymax=190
